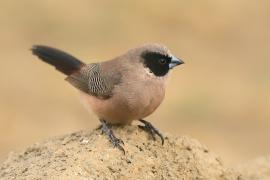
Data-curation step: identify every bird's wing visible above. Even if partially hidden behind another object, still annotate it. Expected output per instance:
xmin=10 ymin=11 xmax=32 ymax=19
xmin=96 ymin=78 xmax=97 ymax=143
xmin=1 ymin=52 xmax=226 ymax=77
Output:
xmin=65 ymin=63 xmax=121 ymax=99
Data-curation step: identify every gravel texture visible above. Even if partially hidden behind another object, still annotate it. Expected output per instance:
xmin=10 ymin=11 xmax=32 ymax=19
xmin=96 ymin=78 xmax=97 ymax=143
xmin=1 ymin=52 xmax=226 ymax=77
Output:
xmin=0 ymin=125 xmax=245 ymax=179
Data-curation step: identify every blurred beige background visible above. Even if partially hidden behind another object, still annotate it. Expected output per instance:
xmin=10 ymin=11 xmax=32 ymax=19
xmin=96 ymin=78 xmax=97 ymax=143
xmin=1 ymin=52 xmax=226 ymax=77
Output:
xmin=0 ymin=0 xmax=270 ymax=165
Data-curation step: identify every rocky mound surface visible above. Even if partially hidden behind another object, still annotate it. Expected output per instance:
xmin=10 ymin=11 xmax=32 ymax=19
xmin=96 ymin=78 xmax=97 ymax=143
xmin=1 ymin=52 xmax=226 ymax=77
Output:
xmin=0 ymin=125 xmax=248 ymax=179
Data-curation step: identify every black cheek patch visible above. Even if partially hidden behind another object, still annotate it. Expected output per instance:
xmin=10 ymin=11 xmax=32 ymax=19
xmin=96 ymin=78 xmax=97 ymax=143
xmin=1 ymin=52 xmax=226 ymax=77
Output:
xmin=141 ymin=51 xmax=171 ymax=77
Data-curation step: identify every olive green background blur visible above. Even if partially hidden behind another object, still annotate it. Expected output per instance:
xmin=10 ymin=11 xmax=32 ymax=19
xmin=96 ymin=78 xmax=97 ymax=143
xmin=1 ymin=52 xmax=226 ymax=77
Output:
xmin=1 ymin=0 xmax=270 ymax=165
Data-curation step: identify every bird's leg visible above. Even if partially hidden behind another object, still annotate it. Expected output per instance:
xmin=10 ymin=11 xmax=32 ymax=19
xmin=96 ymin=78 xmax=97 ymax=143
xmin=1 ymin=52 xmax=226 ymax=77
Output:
xmin=95 ymin=124 xmax=102 ymax=130
xmin=138 ymin=119 xmax=164 ymax=145
xmin=99 ymin=119 xmax=125 ymax=154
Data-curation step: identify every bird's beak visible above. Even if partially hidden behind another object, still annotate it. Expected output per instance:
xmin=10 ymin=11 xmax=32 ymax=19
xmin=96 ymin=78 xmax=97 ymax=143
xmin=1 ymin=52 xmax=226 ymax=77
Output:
xmin=169 ymin=55 xmax=184 ymax=69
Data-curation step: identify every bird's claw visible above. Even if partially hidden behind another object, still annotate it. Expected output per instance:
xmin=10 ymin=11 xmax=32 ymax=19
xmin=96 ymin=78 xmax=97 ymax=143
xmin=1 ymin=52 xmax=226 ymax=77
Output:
xmin=110 ymin=135 xmax=125 ymax=154
xmin=138 ymin=119 xmax=164 ymax=145
xmin=100 ymin=120 xmax=125 ymax=154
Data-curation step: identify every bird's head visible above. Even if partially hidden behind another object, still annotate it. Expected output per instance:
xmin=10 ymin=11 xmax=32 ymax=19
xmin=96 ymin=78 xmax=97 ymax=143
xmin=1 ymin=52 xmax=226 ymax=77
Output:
xmin=128 ymin=43 xmax=184 ymax=77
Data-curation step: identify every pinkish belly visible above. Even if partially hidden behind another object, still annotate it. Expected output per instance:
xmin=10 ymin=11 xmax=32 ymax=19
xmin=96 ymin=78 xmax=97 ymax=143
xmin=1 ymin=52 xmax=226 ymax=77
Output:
xmin=79 ymin=91 xmax=164 ymax=124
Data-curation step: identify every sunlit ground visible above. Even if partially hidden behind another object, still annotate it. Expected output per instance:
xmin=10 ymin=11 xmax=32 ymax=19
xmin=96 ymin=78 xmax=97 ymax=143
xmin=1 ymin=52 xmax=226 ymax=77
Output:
xmin=0 ymin=0 xmax=270 ymax=165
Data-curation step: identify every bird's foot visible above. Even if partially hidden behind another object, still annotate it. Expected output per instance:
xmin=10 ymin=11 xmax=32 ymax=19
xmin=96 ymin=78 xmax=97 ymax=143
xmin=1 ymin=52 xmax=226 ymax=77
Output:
xmin=138 ymin=119 xmax=164 ymax=145
xmin=100 ymin=120 xmax=125 ymax=154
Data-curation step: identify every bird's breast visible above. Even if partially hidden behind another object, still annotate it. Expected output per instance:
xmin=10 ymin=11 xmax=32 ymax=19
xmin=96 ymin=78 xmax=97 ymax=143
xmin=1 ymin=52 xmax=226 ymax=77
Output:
xmin=121 ymin=78 xmax=166 ymax=119
xmin=79 ymin=78 xmax=166 ymax=124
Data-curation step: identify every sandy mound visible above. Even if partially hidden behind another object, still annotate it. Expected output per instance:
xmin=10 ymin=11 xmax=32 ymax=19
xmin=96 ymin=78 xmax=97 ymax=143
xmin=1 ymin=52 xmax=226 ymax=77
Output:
xmin=0 ymin=126 xmax=241 ymax=179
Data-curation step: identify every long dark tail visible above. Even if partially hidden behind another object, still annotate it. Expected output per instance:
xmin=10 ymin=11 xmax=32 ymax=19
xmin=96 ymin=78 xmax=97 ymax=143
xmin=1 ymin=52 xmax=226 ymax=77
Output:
xmin=31 ymin=45 xmax=85 ymax=75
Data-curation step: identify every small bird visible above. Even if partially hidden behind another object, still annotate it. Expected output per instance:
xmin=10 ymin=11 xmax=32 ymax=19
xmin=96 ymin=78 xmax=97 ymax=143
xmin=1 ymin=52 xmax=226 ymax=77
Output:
xmin=31 ymin=43 xmax=184 ymax=153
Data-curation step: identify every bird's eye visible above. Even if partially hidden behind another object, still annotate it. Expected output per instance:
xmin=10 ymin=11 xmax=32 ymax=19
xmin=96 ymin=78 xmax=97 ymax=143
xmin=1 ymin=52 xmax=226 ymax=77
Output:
xmin=159 ymin=59 xmax=166 ymax=65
